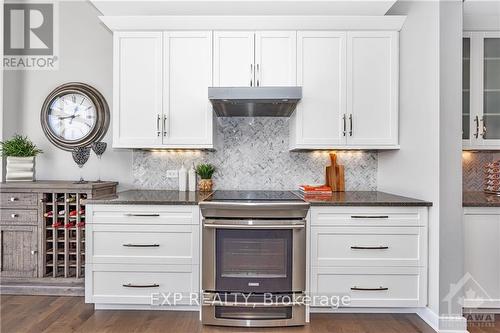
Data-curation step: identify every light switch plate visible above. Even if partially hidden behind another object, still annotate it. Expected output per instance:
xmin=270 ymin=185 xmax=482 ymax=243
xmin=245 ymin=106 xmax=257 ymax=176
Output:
xmin=166 ymin=170 xmax=178 ymax=178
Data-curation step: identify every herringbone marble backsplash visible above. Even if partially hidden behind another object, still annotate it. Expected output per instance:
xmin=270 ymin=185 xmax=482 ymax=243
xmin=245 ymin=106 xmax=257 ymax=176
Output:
xmin=133 ymin=117 xmax=377 ymax=191
xmin=463 ymin=152 xmax=500 ymax=191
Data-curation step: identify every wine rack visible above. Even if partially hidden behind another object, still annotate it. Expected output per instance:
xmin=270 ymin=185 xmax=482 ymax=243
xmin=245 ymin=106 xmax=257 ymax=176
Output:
xmin=1 ymin=180 xmax=116 ymax=295
xmin=41 ymin=192 xmax=87 ymax=278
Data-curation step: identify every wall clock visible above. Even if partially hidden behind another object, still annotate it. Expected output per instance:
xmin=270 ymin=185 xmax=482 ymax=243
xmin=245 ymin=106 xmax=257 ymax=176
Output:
xmin=40 ymin=82 xmax=110 ymax=151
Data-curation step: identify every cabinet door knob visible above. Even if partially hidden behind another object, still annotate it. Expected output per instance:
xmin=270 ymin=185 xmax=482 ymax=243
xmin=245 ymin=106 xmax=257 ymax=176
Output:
xmin=11 ymin=214 xmax=18 ymax=218
xmin=31 ymin=250 xmax=38 ymax=255
xmin=10 ymin=197 xmax=18 ymax=202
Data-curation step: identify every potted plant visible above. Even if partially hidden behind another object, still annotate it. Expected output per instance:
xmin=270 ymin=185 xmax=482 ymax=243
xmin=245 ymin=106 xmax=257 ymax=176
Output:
xmin=195 ymin=163 xmax=216 ymax=192
xmin=0 ymin=134 xmax=43 ymax=182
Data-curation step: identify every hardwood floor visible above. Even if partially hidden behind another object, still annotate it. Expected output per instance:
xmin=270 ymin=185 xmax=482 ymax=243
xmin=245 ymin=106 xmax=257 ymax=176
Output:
xmin=0 ymin=295 xmax=498 ymax=333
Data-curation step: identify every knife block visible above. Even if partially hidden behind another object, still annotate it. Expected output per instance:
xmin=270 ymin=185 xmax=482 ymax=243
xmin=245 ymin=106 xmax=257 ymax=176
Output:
xmin=325 ymin=153 xmax=345 ymax=192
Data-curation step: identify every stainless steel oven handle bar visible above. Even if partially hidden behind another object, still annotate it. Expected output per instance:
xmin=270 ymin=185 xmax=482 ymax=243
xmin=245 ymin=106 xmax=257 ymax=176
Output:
xmin=204 ymin=224 xmax=305 ymax=229
xmin=203 ymin=219 xmax=305 ymax=229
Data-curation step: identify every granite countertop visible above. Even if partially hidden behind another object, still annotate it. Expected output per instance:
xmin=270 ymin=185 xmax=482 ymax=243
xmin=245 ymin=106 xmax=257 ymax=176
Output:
xmin=463 ymin=191 xmax=500 ymax=207
xmin=85 ymin=189 xmax=431 ymax=207
xmin=83 ymin=190 xmax=212 ymax=205
xmin=298 ymin=191 xmax=432 ymax=207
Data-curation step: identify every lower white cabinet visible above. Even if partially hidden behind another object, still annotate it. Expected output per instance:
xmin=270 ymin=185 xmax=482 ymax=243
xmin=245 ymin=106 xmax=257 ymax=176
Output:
xmin=85 ymin=205 xmax=200 ymax=309
xmin=463 ymin=207 xmax=500 ymax=308
xmin=309 ymin=206 xmax=428 ymax=309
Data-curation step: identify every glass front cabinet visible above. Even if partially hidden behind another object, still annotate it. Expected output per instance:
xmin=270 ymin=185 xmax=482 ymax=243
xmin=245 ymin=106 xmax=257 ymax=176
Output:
xmin=463 ymin=32 xmax=500 ymax=150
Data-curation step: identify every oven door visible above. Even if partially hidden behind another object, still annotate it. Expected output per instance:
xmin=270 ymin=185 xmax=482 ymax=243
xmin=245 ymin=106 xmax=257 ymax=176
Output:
xmin=202 ymin=219 xmax=305 ymax=293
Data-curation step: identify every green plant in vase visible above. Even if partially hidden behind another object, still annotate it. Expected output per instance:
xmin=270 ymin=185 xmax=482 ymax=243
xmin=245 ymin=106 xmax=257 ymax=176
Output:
xmin=195 ymin=163 xmax=216 ymax=192
xmin=0 ymin=134 xmax=43 ymax=181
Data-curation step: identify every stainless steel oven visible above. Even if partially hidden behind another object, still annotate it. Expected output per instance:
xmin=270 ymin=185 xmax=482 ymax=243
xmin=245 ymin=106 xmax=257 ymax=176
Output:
xmin=200 ymin=192 xmax=309 ymax=327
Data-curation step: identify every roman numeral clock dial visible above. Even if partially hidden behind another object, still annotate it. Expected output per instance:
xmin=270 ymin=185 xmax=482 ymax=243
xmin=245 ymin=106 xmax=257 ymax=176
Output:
xmin=41 ymin=83 xmax=110 ymax=151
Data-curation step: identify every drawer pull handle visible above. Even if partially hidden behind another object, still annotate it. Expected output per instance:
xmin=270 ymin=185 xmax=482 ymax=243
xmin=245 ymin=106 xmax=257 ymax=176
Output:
xmin=125 ymin=213 xmax=160 ymax=217
xmin=351 ymin=286 xmax=388 ymax=291
xmin=122 ymin=244 xmax=160 ymax=248
xmin=9 ymin=197 xmax=18 ymax=202
xmin=122 ymin=283 xmax=159 ymax=288
xmin=350 ymin=246 xmax=389 ymax=250
xmin=10 ymin=214 xmax=19 ymax=218
xmin=350 ymin=215 xmax=389 ymax=219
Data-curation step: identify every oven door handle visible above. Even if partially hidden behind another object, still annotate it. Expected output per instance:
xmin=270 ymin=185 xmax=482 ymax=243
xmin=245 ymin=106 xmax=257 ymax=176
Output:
xmin=203 ymin=224 xmax=305 ymax=229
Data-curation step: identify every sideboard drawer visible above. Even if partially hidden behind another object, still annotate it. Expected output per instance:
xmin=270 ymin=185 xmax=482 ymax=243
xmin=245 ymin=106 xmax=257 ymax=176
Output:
xmin=87 ymin=224 xmax=199 ymax=265
xmin=311 ymin=206 xmax=426 ymax=227
xmin=0 ymin=209 xmax=38 ymax=225
xmin=311 ymin=226 xmax=425 ymax=267
xmin=311 ymin=267 xmax=426 ymax=308
xmin=86 ymin=264 xmax=199 ymax=305
xmin=0 ymin=192 xmax=38 ymax=208
xmin=89 ymin=205 xmax=198 ymax=225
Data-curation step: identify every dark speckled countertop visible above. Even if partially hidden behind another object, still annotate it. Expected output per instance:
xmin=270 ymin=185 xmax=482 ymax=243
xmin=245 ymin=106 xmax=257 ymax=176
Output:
xmin=298 ymin=191 xmax=432 ymax=207
xmin=83 ymin=190 xmax=212 ymax=205
xmin=463 ymin=191 xmax=500 ymax=207
xmin=85 ymin=190 xmax=431 ymax=207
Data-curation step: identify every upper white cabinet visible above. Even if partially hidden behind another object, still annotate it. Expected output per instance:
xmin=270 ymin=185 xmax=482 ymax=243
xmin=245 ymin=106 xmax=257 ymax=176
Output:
xmin=463 ymin=32 xmax=500 ymax=150
xmin=113 ymin=31 xmax=213 ymax=149
xmin=290 ymin=31 xmax=346 ymax=148
xmin=214 ymin=31 xmax=297 ymax=87
xmin=113 ymin=32 xmax=163 ymax=147
xmin=290 ymin=31 xmax=399 ymax=150
xmin=113 ymin=29 xmax=399 ymax=150
xmin=164 ymin=31 xmax=213 ymax=146
xmin=346 ymin=31 xmax=398 ymax=147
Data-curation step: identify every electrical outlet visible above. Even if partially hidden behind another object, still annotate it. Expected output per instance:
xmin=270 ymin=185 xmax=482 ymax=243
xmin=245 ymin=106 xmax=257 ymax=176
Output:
xmin=166 ymin=170 xmax=178 ymax=178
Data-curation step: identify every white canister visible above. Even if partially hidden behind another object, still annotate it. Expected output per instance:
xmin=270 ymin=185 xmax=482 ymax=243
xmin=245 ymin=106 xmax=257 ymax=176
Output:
xmin=188 ymin=163 xmax=196 ymax=192
xmin=178 ymin=163 xmax=187 ymax=191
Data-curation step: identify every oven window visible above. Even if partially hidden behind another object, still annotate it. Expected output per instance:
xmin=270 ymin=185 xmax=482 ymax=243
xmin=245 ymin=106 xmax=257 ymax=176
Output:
xmin=216 ymin=229 xmax=293 ymax=292
xmin=215 ymin=306 xmax=293 ymax=320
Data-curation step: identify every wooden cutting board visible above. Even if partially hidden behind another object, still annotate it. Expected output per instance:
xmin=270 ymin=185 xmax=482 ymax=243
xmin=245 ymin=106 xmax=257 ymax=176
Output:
xmin=325 ymin=153 xmax=345 ymax=192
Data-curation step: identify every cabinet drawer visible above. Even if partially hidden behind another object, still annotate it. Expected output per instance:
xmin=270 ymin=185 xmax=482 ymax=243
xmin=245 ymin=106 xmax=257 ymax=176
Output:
xmin=86 ymin=264 xmax=199 ymax=305
xmin=311 ymin=206 xmax=426 ymax=227
xmin=89 ymin=205 xmax=198 ymax=225
xmin=0 ymin=209 xmax=38 ymax=225
xmin=311 ymin=267 xmax=425 ymax=308
xmin=0 ymin=192 xmax=38 ymax=208
xmin=87 ymin=224 xmax=198 ymax=265
xmin=311 ymin=226 xmax=425 ymax=267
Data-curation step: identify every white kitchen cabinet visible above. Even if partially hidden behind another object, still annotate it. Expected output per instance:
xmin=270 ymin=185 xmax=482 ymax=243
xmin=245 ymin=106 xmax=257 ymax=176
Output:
xmin=113 ymin=31 xmax=213 ymax=149
xmin=213 ymin=30 xmax=296 ymax=87
xmin=346 ymin=31 xmax=398 ymax=147
xmin=290 ymin=31 xmax=346 ymax=148
xmin=463 ymin=207 xmax=500 ymax=308
xmin=213 ymin=31 xmax=255 ymax=87
xmin=290 ymin=31 xmax=399 ymax=150
xmin=255 ymin=31 xmax=297 ymax=86
xmin=463 ymin=32 xmax=500 ymax=150
xmin=309 ymin=206 xmax=428 ymax=309
xmin=113 ymin=32 xmax=163 ymax=147
xmin=85 ymin=204 xmax=200 ymax=309
xmin=163 ymin=31 xmax=213 ymax=146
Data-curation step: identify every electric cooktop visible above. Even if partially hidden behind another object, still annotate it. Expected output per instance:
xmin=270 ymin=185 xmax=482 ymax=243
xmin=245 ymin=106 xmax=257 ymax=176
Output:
xmin=204 ymin=190 xmax=304 ymax=202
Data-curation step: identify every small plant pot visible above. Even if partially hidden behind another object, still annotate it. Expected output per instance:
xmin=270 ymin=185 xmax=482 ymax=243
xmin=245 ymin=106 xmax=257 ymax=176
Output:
xmin=198 ymin=179 xmax=213 ymax=192
xmin=6 ymin=156 xmax=36 ymax=182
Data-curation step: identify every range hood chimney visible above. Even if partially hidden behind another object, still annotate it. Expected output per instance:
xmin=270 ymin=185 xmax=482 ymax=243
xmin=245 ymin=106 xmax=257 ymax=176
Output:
xmin=208 ymin=87 xmax=302 ymax=117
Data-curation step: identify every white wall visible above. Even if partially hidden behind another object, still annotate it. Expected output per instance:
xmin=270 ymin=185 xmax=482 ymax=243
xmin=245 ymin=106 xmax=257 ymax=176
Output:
xmin=383 ymin=0 xmax=441 ymax=316
xmin=382 ymin=0 xmax=464 ymax=327
xmin=2 ymin=1 xmax=133 ymax=189
xmin=438 ymin=0 xmax=464 ymax=322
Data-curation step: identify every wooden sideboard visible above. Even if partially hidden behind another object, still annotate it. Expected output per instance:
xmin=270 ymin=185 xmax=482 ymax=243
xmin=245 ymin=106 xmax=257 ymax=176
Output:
xmin=0 ymin=181 xmax=117 ymax=296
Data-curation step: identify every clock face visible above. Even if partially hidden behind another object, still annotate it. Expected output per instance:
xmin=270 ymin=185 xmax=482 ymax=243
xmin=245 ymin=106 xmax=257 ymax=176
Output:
xmin=47 ymin=93 xmax=97 ymax=141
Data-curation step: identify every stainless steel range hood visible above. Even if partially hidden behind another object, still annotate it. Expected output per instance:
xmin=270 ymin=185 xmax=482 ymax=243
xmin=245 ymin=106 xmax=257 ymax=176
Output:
xmin=208 ymin=87 xmax=302 ymax=117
